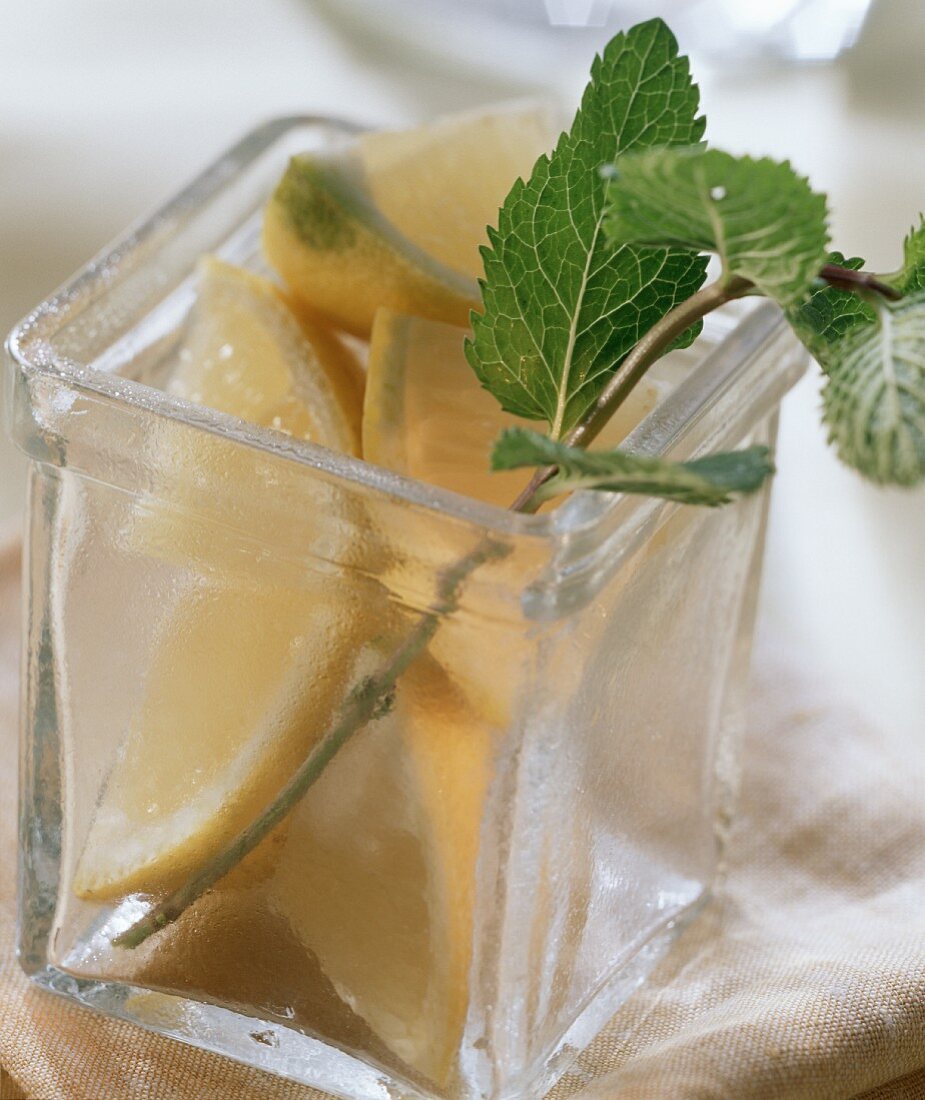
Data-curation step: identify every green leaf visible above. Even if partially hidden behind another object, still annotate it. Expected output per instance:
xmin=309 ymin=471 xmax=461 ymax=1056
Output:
xmin=787 ymin=252 xmax=876 ymax=361
xmin=603 ymin=146 xmax=829 ymax=306
xmin=822 ymin=292 xmax=925 ymax=485
xmin=887 ymin=217 xmax=925 ymax=294
xmin=491 ymin=427 xmax=774 ymax=506
xmin=790 ymin=228 xmax=925 ymax=369
xmin=465 ymin=18 xmax=708 ymax=439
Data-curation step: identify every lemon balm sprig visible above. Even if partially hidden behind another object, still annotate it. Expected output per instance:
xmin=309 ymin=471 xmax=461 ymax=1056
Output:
xmin=474 ymin=126 xmax=925 ymax=498
xmin=467 ymin=19 xmax=925 ymax=497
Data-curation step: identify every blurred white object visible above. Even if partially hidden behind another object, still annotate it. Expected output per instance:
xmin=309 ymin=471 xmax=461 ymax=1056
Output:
xmin=674 ymin=0 xmax=874 ymax=60
xmin=322 ymin=0 xmax=875 ymax=93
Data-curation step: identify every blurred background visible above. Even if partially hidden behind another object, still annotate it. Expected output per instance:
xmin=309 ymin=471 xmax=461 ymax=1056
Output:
xmin=2 ymin=0 xmax=924 ymax=742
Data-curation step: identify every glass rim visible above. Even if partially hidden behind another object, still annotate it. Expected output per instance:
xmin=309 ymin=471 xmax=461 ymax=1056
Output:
xmin=5 ymin=115 xmax=797 ymax=545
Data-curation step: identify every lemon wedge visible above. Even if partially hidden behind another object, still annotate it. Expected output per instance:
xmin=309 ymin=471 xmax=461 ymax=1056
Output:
xmin=73 ymin=582 xmax=368 ymax=900
xmin=356 ymin=101 xmax=553 ymax=280
xmin=263 ymin=103 xmax=553 ymax=336
xmin=363 ymin=307 xmax=667 ymax=509
xmin=170 ymin=256 xmax=363 ymax=453
xmin=127 ymin=256 xmax=364 ymax=572
xmin=263 ymin=155 xmax=478 ymax=338
xmin=271 ymin=654 xmax=492 ymax=1086
xmin=74 ymin=260 xmax=370 ymax=900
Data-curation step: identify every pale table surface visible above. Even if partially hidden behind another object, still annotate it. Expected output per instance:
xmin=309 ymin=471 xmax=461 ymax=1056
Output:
xmin=2 ymin=0 xmax=924 ymax=744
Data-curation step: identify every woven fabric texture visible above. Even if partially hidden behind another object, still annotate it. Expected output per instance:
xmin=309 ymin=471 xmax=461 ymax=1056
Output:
xmin=0 ymin=535 xmax=922 ymax=1099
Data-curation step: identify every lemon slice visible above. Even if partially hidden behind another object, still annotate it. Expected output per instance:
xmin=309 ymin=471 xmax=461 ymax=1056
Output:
xmin=271 ymin=654 xmax=492 ymax=1086
xmin=128 ymin=257 xmax=364 ymax=572
xmin=74 ymin=260 xmax=370 ymax=900
xmin=170 ymin=256 xmax=363 ymax=453
xmin=356 ymin=101 xmax=554 ymax=280
xmin=363 ymin=307 xmax=667 ymax=508
xmin=263 ymin=103 xmax=554 ymax=337
xmin=263 ymin=156 xmax=478 ymax=339
xmin=73 ymin=582 xmax=368 ymax=900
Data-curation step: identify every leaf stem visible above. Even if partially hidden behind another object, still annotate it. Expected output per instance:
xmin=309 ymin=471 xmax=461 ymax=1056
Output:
xmin=820 ymin=262 xmax=902 ymax=301
xmin=509 ymin=263 xmax=904 ymax=512
xmin=510 ymin=275 xmax=754 ymax=512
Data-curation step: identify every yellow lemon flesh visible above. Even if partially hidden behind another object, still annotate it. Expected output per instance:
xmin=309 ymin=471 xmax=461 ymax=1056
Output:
xmin=363 ymin=307 xmax=668 ymax=509
xmin=73 ymin=260 xmax=369 ymax=900
xmin=263 ymin=103 xmax=553 ymax=337
xmin=126 ymin=256 xmax=364 ymax=571
xmin=263 ymin=156 xmax=478 ymax=339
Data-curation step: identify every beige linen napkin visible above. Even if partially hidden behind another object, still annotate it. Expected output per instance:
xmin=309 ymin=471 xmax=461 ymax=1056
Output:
xmin=0 ymin=532 xmax=923 ymax=1100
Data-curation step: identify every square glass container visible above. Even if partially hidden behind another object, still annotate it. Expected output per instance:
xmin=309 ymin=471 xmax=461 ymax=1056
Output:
xmin=4 ymin=118 xmax=806 ymax=1100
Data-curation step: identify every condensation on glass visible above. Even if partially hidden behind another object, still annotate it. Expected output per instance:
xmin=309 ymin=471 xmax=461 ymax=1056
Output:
xmin=4 ymin=119 xmax=806 ymax=1100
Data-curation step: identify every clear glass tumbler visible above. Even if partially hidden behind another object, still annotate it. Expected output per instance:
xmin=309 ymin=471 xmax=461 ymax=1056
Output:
xmin=4 ymin=118 xmax=806 ymax=1099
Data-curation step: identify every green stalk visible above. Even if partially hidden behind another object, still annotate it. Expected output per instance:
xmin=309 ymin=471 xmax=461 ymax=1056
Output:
xmin=509 ymin=276 xmax=754 ymax=512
